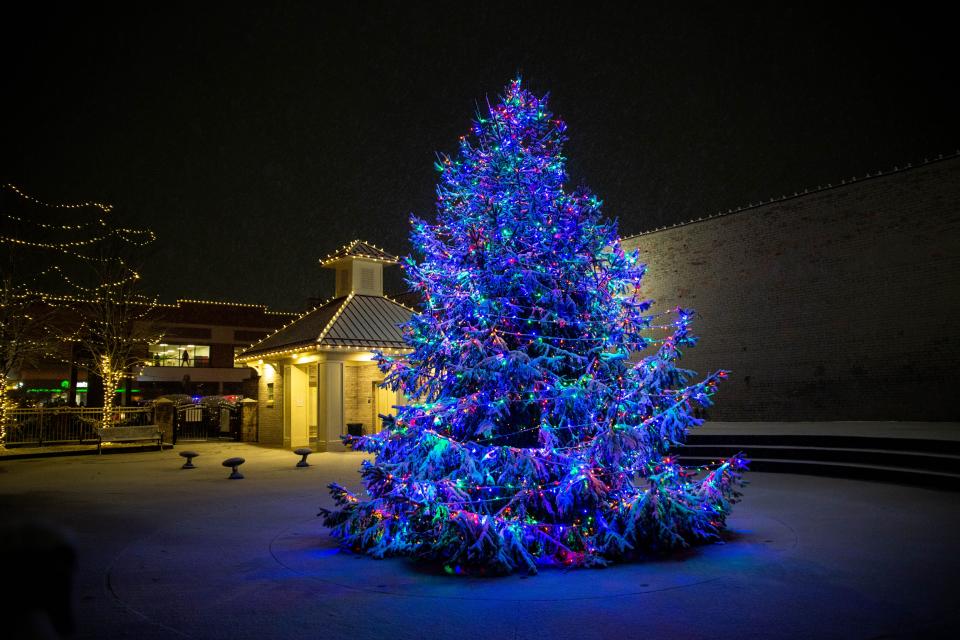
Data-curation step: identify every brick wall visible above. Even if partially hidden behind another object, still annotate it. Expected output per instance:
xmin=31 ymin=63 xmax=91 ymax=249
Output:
xmin=620 ymin=157 xmax=960 ymax=421
xmin=240 ymin=400 xmax=258 ymax=442
xmin=257 ymin=364 xmax=284 ymax=443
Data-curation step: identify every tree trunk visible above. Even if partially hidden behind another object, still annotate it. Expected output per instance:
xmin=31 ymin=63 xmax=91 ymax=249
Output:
xmin=0 ymin=375 xmax=8 ymax=447
xmin=102 ymin=376 xmax=116 ymax=428
xmin=100 ymin=359 xmax=122 ymax=428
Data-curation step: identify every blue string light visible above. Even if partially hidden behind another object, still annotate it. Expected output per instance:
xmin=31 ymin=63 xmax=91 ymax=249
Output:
xmin=321 ymin=78 xmax=747 ymax=575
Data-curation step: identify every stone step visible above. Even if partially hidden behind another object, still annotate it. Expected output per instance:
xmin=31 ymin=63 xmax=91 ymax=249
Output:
xmin=686 ymin=433 xmax=960 ymax=455
xmin=678 ymin=455 xmax=960 ymax=490
xmin=679 ymin=443 xmax=960 ymax=473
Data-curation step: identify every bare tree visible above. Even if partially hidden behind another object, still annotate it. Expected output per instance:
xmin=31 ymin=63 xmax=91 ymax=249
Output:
xmin=1 ymin=183 xmax=159 ymax=429
xmin=0 ymin=276 xmax=58 ymax=445
xmin=71 ymin=255 xmax=162 ymax=426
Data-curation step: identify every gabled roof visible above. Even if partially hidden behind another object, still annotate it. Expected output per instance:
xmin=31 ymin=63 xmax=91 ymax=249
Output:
xmin=238 ymin=294 xmax=412 ymax=359
xmin=321 ymin=294 xmax=411 ymax=347
xmin=319 ymin=239 xmax=399 ymax=267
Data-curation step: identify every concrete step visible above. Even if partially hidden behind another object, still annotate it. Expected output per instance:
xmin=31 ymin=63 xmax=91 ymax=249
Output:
xmin=686 ymin=433 xmax=960 ymax=455
xmin=678 ymin=454 xmax=960 ymax=490
xmin=679 ymin=443 xmax=960 ymax=474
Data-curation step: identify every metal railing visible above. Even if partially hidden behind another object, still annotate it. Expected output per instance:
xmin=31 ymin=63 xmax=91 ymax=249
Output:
xmin=3 ymin=406 xmax=155 ymax=447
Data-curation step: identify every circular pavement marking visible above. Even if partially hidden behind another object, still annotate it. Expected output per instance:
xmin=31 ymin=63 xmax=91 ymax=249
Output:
xmin=268 ymin=511 xmax=798 ymax=601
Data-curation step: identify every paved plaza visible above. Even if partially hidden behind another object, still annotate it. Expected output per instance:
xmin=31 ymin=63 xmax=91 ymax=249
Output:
xmin=2 ymin=441 xmax=958 ymax=639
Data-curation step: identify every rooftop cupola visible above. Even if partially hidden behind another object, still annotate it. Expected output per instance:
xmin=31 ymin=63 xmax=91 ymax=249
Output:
xmin=320 ymin=239 xmax=399 ymax=297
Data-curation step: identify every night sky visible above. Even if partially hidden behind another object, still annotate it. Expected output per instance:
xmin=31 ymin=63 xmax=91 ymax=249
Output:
xmin=4 ymin=3 xmax=957 ymax=310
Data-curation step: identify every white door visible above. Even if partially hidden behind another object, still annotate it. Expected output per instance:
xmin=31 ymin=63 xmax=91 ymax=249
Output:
xmin=283 ymin=364 xmax=309 ymax=448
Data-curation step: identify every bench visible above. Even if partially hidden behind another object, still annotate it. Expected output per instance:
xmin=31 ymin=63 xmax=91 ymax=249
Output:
xmin=96 ymin=426 xmax=163 ymax=454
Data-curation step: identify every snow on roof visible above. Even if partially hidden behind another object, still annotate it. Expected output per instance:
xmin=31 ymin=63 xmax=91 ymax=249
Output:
xmin=238 ymin=293 xmax=411 ymax=359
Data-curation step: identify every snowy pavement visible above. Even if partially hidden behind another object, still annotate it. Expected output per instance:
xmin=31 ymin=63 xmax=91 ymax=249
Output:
xmin=1 ymin=442 xmax=957 ymax=639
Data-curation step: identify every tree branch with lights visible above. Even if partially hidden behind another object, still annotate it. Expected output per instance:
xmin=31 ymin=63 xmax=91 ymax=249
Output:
xmin=321 ymin=79 xmax=747 ymax=574
xmin=0 ymin=184 xmax=160 ymax=431
xmin=69 ymin=243 xmax=162 ymax=426
xmin=0 ymin=273 xmax=59 ymax=445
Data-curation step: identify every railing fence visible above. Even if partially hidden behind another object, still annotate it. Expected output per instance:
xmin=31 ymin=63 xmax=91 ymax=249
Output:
xmin=3 ymin=406 xmax=155 ymax=447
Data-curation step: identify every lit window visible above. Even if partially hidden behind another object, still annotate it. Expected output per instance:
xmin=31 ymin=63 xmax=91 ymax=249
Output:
xmin=148 ymin=344 xmax=211 ymax=367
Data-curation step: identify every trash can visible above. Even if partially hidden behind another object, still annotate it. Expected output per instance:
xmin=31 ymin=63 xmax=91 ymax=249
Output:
xmin=347 ymin=423 xmax=363 ymax=437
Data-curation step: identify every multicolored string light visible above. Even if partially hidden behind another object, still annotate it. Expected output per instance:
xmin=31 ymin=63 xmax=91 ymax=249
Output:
xmin=321 ymin=78 xmax=747 ymax=575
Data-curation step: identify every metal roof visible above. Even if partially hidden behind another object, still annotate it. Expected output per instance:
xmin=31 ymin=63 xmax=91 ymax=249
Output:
xmin=321 ymin=294 xmax=411 ymax=347
xmin=238 ymin=294 xmax=411 ymax=358
xmin=319 ymin=239 xmax=399 ymax=267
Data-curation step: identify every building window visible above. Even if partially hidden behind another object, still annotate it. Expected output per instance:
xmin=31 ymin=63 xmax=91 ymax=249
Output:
xmin=266 ymin=382 xmax=275 ymax=406
xmin=148 ymin=344 xmax=211 ymax=367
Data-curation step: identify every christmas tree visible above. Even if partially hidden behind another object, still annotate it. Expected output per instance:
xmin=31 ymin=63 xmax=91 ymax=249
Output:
xmin=322 ymin=79 xmax=746 ymax=574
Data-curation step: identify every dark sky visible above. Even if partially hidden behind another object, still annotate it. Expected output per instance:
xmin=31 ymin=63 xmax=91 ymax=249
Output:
xmin=4 ymin=2 xmax=957 ymax=310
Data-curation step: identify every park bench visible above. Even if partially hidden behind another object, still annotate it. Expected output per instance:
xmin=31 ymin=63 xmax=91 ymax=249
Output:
xmin=96 ymin=425 xmax=163 ymax=454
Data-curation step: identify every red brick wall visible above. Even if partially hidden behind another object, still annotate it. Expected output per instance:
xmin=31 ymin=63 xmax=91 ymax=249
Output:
xmin=620 ymin=156 xmax=960 ymax=421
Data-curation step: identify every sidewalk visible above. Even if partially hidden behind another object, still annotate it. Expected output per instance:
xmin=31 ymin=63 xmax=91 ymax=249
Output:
xmin=1 ymin=442 xmax=958 ymax=639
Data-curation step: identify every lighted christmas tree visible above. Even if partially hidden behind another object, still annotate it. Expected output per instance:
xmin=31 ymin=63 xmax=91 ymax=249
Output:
xmin=322 ymin=79 xmax=746 ymax=574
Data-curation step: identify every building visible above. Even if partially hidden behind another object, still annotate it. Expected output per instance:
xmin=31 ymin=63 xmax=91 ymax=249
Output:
xmin=237 ymin=240 xmax=413 ymax=449
xmin=13 ymin=299 xmax=297 ymax=405
xmin=136 ymin=300 xmax=299 ymax=398
xmin=620 ymin=154 xmax=960 ymax=421
xmin=163 ymin=153 xmax=958 ymax=443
